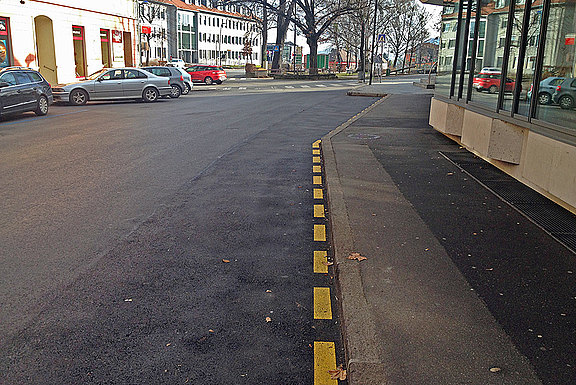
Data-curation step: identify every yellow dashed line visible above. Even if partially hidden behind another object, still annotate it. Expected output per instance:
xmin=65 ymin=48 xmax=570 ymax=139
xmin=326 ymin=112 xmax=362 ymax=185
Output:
xmin=313 ymin=149 xmax=321 ymax=155
xmin=312 ymin=140 xmax=321 ymax=148
xmin=314 ymin=204 xmax=325 ymax=218
xmin=313 ymin=165 xmax=322 ymax=173
xmin=314 ymin=342 xmax=338 ymax=385
xmin=313 ymin=156 xmax=321 ymax=163
xmin=314 ymin=225 xmax=326 ymax=241
xmin=314 ymin=188 xmax=323 ymax=199
xmin=314 ymin=287 xmax=333 ymax=319
xmin=313 ymin=175 xmax=322 ymax=185
xmin=313 ymin=251 xmax=328 ymax=273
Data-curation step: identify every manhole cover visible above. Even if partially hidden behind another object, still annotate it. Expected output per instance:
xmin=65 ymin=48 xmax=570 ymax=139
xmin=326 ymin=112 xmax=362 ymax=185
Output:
xmin=347 ymin=133 xmax=381 ymax=140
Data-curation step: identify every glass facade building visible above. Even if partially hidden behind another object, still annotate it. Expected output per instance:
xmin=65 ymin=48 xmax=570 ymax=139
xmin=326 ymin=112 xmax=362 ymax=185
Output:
xmin=436 ymin=0 xmax=576 ymax=131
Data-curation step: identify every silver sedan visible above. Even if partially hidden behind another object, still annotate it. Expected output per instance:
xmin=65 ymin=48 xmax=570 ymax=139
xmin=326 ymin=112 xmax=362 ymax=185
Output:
xmin=51 ymin=68 xmax=172 ymax=105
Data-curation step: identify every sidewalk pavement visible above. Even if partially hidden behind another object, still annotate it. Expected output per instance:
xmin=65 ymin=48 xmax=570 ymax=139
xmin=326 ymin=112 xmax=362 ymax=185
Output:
xmin=321 ymin=84 xmax=576 ymax=384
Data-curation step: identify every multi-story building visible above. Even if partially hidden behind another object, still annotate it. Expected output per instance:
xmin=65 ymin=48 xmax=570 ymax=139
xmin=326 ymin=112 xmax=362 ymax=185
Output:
xmin=137 ymin=0 xmax=261 ymax=66
xmin=1 ymin=0 xmax=138 ymax=84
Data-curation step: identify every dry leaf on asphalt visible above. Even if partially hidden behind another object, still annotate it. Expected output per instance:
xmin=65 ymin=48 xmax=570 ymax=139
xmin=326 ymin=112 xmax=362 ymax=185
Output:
xmin=322 ymin=261 xmax=334 ymax=266
xmin=328 ymin=365 xmax=347 ymax=380
xmin=347 ymin=252 xmax=367 ymax=261
xmin=222 ymin=259 xmax=230 ymax=263
xmin=265 ymin=317 xmax=272 ymax=322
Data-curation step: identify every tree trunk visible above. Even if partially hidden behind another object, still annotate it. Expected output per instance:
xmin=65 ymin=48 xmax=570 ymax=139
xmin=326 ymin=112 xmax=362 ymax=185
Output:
xmin=308 ymin=37 xmax=318 ymax=75
xmin=359 ymin=21 xmax=365 ymax=76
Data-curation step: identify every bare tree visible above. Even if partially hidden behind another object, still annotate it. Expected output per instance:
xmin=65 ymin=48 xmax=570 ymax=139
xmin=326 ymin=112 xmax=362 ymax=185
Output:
xmin=140 ymin=1 xmax=169 ymax=66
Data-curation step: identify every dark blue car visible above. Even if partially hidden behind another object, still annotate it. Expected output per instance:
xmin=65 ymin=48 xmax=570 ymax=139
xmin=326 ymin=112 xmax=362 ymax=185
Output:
xmin=0 ymin=67 xmax=53 ymax=119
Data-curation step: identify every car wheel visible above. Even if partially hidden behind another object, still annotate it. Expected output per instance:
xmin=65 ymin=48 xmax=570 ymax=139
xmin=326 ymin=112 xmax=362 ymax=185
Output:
xmin=204 ymin=77 xmax=213 ymax=85
xmin=142 ymin=87 xmax=159 ymax=103
xmin=183 ymin=83 xmax=191 ymax=95
xmin=215 ymin=80 xmax=222 ymax=85
xmin=170 ymin=85 xmax=182 ymax=98
xmin=558 ymin=95 xmax=574 ymax=110
xmin=69 ymin=89 xmax=88 ymax=106
xmin=35 ymin=95 xmax=49 ymax=116
xmin=488 ymin=85 xmax=498 ymax=94
xmin=537 ymin=92 xmax=551 ymax=105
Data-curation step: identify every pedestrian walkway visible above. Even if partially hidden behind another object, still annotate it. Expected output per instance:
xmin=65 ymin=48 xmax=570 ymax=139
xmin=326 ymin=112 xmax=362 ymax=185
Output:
xmin=321 ymin=90 xmax=576 ymax=384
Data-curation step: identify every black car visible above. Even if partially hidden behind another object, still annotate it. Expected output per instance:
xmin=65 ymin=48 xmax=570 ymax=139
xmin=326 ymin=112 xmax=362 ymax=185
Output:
xmin=0 ymin=67 xmax=53 ymax=118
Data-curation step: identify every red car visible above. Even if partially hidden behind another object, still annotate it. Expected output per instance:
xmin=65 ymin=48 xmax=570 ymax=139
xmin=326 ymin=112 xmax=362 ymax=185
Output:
xmin=185 ymin=65 xmax=227 ymax=85
xmin=473 ymin=72 xmax=516 ymax=93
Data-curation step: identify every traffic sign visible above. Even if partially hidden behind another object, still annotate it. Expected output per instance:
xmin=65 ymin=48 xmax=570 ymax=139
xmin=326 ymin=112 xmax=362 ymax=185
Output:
xmin=377 ymin=34 xmax=386 ymax=43
xmin=273 ymin=45 xmax=280 ymax=52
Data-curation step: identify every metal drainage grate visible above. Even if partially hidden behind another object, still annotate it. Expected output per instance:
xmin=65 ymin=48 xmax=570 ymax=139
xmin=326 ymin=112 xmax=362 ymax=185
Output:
xmin=441 ymin=150 xmax=576 ymax=254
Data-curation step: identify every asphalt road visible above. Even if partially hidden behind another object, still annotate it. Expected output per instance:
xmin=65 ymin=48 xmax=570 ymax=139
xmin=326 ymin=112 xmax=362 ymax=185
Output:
xmin=0 ymin=82 xmax=377 ymax=384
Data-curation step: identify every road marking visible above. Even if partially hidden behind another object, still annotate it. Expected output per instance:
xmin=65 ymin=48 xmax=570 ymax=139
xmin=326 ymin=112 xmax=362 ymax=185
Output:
xmin=312 ymin=140 xmax=321 ymax=148
xmin=314 ymin=204 xmax=325 ymax=218
xmin=314 ymin=188 xmax=323 ymax=199
xmin=314 ymin=225 xmax=326 ymax=241
xmin=313 ymin=165 xmax=322 ymax=173
xmin=223 ymin=87 xmax=231 ymax=90
xmin=241 ymin=77 xmax=247 ymax=80
xmin=313 ymin=149 xmax=321 ymax=155
xmin=313 ymin=175 xmax=322 ymax=185
xmin=314 ymin=251 xmax=328 ymax=273
xmin=314 ymin=342 xmax=338 ymax=385
xmin=313 ymin=156 xmax=321 ymax=163
xmin=314 ymin=287 xmax=333 ymax=319
xmin=238 ymin=87 xmax=247 ymax=90
xmin=301 ymin=85 xmax=311 ymax=88
xmin=285 ymin=85 xmax=295 ymax=88
xmin=316 ymin=84 xmax=327 ymax=87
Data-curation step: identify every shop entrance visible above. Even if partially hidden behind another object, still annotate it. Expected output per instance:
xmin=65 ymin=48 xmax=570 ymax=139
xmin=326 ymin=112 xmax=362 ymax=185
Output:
xmin=34 ymin=16 xmax=57 ymax=84
xmin=123 ymin=31 xmax=133 ymax=67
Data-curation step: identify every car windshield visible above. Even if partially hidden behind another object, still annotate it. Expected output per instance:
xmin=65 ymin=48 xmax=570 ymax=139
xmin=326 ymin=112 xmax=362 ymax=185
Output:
xmin=87 ymin=69 xmax=107 ymax=80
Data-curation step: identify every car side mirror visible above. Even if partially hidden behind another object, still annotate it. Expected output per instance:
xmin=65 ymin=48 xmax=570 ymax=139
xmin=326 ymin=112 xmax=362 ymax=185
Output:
xmin=0 ymin=80 xmax=9 ymax=88
xmin=97 ymin=77 xmax=103 ymax=82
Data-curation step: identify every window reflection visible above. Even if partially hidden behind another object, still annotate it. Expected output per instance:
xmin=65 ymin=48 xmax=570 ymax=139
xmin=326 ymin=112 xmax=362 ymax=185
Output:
xmin=535 ymin=0 xmax=576 ymax=128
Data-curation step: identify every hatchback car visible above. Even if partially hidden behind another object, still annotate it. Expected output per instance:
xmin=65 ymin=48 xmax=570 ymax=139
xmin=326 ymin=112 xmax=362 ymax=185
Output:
xmin=52 ymin=68 xmax=172 ymax=105
xmin=552 ymin=77 xmax=576 ymax=109
xmin=473 ymin=72 xmax=516 ymax=93
xmin=0 ymin=67 xmax=53 ymax=118
xmin=527 ymin=77 xmax=565 ymax=105
xmin=185 ymin=65 xmax=227 ymax=85
xmin=142 ymin=66 xmax=192 ymax=98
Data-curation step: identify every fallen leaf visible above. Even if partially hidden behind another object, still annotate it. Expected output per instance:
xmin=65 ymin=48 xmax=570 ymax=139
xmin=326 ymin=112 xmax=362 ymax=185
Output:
xmin=328 ymin=365 xmax=347 ymax=380
xmin=347 ymin=252 xmax=367 ymax=261
xmin=489 ymin=367 xmax=501 ymax=373
xmin=322 ymin=261 xmax=334 ymax=266
xmin=266 ymin=290 xmax=272 ymax=293
xmin=222 ymin=259 xmax=230 ymax=263
xmin=208 ymin=329 xmax=215 ymax=333
xmin=166 ymin=343 xmax=171 ymax=347
xmin=124 ymin=298 xmax=133 ymax=302
xmin=447 ymin=172 xmax=454 ymax=176
xmin=265 ymin=317 xmax=272 ymax=322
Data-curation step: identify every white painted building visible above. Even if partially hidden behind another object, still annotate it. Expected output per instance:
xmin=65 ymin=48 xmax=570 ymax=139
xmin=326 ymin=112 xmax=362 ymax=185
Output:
xmin=0 ymin=0 xmax=138 ymax=84
xmin=138 ymin=0 xmax=172 ymax=65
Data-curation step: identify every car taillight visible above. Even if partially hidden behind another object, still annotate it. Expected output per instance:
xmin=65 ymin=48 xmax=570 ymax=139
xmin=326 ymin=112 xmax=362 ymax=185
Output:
xmin=529 ymin=84 xmax=533 ymax=92
xmin=168 ymin=79 xmax=171 ymax=85
xmin=556 ymin=85 xmax=561 ymax=91
xmin=180 ymin=75 xmax=183 ymax=81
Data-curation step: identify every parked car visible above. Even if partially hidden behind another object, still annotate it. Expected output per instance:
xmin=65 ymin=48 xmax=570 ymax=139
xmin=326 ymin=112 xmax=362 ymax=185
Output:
xmin=142 ymin=66 xmax=192 ymax=98
xmin=167 ymin=58 xmax=186 ymax=68
xmin=479 ymin=67 xmax=501 ymax=74
xmin=473 ymin=72 xmax=516 ymax=93
xmin=527 ymin=77 xmax=565 ymax=105
xmin=0 ymin=66 xmax=53 ymax=118
xmin=552 ymin=77 xmax=576 ymax=109
xmin=174 ymin=68 xmax=193 ymax=94
xmin=185 ymin=65 xmax=227 ymax=85
xmin=51 ymin=68 xmax=172 ymax=105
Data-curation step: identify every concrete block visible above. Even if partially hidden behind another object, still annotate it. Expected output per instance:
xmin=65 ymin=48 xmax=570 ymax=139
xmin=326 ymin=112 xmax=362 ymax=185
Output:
xmin=486 ymin=119 xmax=527 ymax=164
xmin=445 ymin=103 xmax=464 ymax=136
xmin=461 ymin=109 xmax=492 ymax=155
xmin=429 ymin=98 xmax=448 ymax=132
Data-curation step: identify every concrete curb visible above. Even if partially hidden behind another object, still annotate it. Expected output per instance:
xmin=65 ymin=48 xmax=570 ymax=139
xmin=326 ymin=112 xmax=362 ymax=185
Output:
xmin=321 ymin=96 xmax=390 ymax=385
xmin=347 ymin=91 xmax=388 ymax=97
